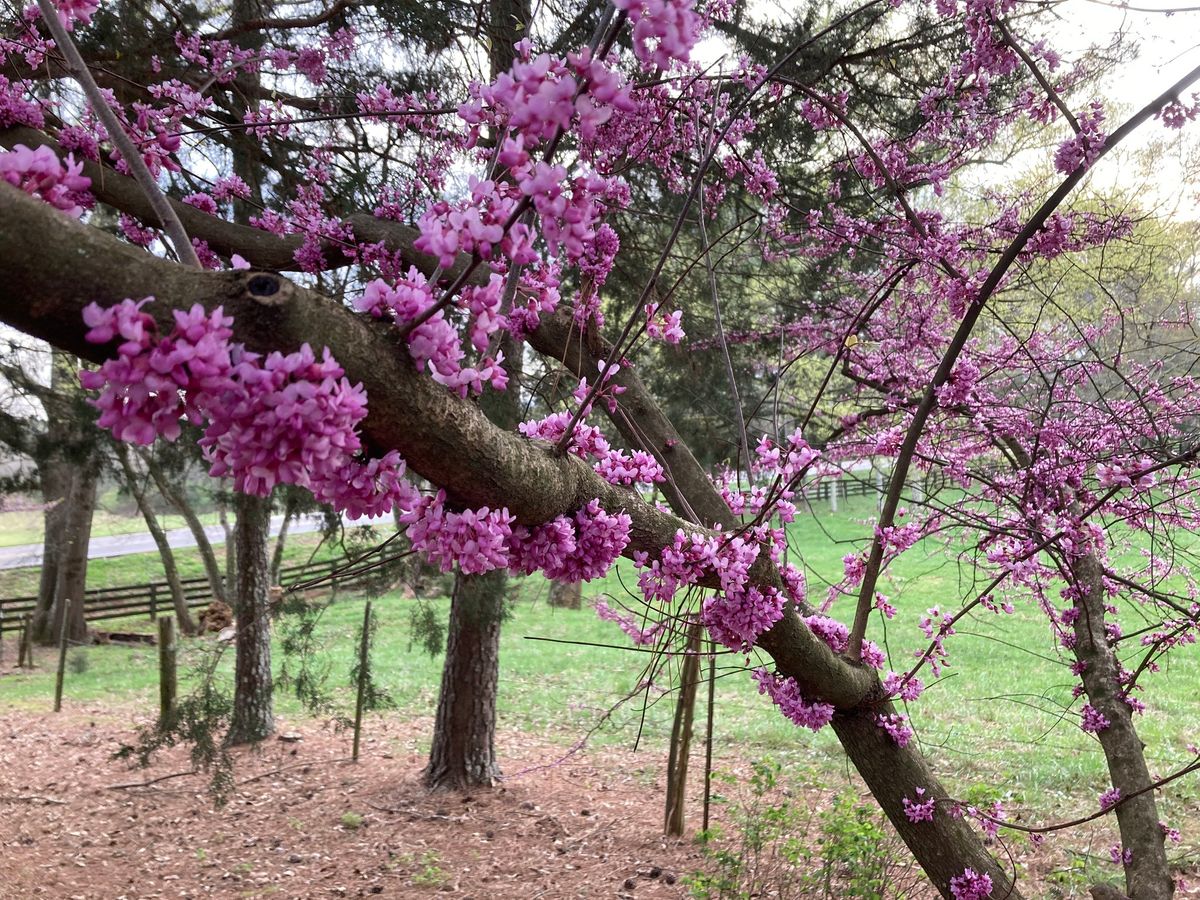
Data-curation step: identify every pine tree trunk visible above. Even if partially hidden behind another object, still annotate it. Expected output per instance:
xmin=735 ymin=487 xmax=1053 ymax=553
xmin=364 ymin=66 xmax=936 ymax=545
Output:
xmin=424 ymin=568 xmax=504 ymax=790
xmin=143 ymin=452 xmax=227 ymax=605
xmin=115 ymin=444 xmax=195 ymax=635
xmin=421 ymin=0 xmax=530 ymax=793
xmin=227 ymin=491 xmax=274 ymax=745
xmin=50 ymin=464 xmax=96 ymax=645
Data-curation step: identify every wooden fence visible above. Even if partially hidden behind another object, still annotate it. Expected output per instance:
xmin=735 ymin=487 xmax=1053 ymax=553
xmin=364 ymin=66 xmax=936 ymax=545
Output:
xmin=0 ymin=556 xmax=375 ymax=636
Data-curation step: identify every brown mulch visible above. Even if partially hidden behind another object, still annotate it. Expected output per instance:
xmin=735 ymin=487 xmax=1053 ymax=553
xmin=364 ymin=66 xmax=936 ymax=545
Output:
xmin=3 ymin=704 xmax=1198 ymax=899
xmin=0 ymin=707 xmax=707 ymax=899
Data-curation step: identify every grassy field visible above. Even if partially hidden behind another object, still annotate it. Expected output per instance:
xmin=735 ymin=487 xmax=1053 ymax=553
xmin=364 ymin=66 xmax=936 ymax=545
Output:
xmin=2 ymin=496 xmax=1198 ymax=839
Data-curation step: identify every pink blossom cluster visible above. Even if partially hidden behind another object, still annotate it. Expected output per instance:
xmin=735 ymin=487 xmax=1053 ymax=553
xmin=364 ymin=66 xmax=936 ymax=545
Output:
xmin=400 ymin=491 xmax=515 ymax=575
xmin=594 ymin=598 xmax=665 ymax=645
xmin=1080 ymin=703 xmax=1111 ymax=734
xmin=903 ymin=787 xmax=936 ymax=823
xmin=949 ymin=868 xmax=993 ymax=900
xmin=1054 ymin=101 xmax=1106 ymax=174
xmin=645 ymin=303 xmax=685 ymax=344
xmin=751 ymin=669 xmax=835 ymax=732
xmin=1098 ymin=787 xmax=1121 ymax=811
xmin=398 ymin=497 xmax=632 ymax=583
xmin=875 ymin=712 xmax=914 ymax=746
xmin=49 ymin=0 xmax=98 ymax=30
xmin=80 ymin=300 xmax=234 ymax=444
xmin=612 ymin=0 xmax=700 ymax=69
xmin=804 ymin=614 xmax=885 ymax=668
xmin=356 ymin=271 xmax=508 ymax=398
xmin=0 ymin=143 xmax=91 ymax=217
xmin=883 ymin=671 xmax=924 ymax=703
xmin=80 ymin=299 xmax=410 ymax=516
xmin=519 ymin=411 xmax=664 ymax=489
xmin=200 ymin=344 xmax=370 ymax=496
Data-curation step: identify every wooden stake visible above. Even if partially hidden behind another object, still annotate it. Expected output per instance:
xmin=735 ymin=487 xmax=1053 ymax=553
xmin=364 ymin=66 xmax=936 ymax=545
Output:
xmin=53 ymin=600 xmax=70 ymax=712
xmin=664 ymin=620 xmax=703 ymax=836
xmin=351 ymin=600 xmax=372 ymax=762
xmin=18 ymin=614 xmax=31 ymax=668
xmin=158 ymin=617 xmax=177 ymax=726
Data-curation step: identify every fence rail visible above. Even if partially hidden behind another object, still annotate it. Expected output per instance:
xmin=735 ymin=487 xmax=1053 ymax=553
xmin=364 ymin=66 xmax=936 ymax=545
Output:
xmin=0 ymin=555 xmax=377 ymax=636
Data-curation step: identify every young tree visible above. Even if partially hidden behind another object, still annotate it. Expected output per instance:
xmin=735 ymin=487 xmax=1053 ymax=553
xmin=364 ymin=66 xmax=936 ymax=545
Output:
xmin=3 ymin=1 xmax=1200 ymax=897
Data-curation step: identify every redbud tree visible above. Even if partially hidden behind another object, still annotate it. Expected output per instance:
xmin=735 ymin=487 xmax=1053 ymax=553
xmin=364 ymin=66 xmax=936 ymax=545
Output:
xmin=2 ymin=0 xmax=1199 ymax=896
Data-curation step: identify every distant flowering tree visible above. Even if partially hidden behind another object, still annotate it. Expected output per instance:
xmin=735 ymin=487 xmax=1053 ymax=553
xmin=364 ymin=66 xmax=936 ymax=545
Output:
xmin=3 ymin=0 xmax=1200 ymax=896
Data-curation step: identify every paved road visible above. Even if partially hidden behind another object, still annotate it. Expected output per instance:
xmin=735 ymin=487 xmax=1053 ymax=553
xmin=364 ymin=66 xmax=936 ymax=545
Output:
xmin=0 ymin=512 xmax=393 ymax=570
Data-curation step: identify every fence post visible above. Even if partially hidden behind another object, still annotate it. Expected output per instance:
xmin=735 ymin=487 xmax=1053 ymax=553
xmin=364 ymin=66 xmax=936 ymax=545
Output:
xmin=148 ymin=583 xmax=158 ymax=621
xmin=352 ymin=600 xmax=372 ymax=762
xmin=158 ymin=617 xmax=176 ymax=726
xmin=53 ymin=599 xmax=70 ymax=712
xmin=19 ymin=613 xmax=32 ymax=668
xmin=829 ymin=478 xmax=839 ymax=513
xmin=0 ymin=605 xmax=4 ymax=665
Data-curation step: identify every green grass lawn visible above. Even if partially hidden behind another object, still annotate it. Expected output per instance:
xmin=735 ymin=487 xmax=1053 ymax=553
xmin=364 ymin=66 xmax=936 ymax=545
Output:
xmin=2 ymin=496 xmax=1198 ymax=836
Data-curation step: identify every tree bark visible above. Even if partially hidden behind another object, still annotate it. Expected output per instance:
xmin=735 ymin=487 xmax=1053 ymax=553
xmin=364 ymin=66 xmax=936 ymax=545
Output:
xmin=115 ymin=444 xmax=195 ymax=635
xmin=1070 ymin=553 xmax=1174 ymax=900
xmin=227 ymin=490 xmax=274 ymax=745
xmin=32 ymin=455 xmax=70 ymax=643
xmin=424 ymin=568 xmax=504 ymax=790
xmin=50 ymin=462 xmax=96 ymax=645
xmin=218 ymin=488 xmax=236 ymax=592
xmin=142 ymin=451 xmax=227 ymax=605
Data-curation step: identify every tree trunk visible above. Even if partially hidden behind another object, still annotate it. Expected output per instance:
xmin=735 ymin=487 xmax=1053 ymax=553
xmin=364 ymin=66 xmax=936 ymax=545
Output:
xmin=421 ymin=0 xmax=530 ymax=793
xmin=115 ymin=444 xmax=195 ymax=635
xmin=1070 ymin=553 xmax=1173 ymax=900
xmin=143 ymin=451 xmax=227 ymax=605
xmin=424 ymin=568 xmax=504 ymax=790
xmin=32 ymin=455 xmax=71 ymax=643
xmin=50 ymin=463 xmax=96 ymax=645
xmin=832 ymin=705 xmax=1023 ymax=898
xmin=664 ymin=620 xmax=703 ymax=836
xmin=227 ymin=490 xmax=274 ymax=745
xmin=218 ymin=488 xmax=236 ymax=592
xmin=547 ymin=580 xmax=582 ymax=609
xmin=269 ymin=492 xmax=299 ymax=584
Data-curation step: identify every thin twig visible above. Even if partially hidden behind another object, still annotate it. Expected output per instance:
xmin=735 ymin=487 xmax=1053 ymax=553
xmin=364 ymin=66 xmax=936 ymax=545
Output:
xmin=34 ymin=0 xmax=200 ymax=268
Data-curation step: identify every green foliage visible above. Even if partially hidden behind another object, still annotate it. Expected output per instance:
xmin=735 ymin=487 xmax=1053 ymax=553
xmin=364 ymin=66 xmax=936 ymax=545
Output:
xmin=276 ymin=599 xmax=337 ymax=717
xmin=67 ymin=648 xmax=90 ymax=675
xmin=407 ymin=600 xmax=445 ymax=657
xmin=339 ymin=811 xmax=364 ymax=830
xmin=113 ymin=640 xmax=235 ymax=806
xmin=350 ymin=603 xmax=393 ymax=715
xmin=687 ymin=760 xmax=904 ymax=899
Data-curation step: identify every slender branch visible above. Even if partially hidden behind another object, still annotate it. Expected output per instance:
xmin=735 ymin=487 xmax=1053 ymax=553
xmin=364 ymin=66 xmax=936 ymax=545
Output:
xmin=33 ymin=0 xmax=200 ymax=268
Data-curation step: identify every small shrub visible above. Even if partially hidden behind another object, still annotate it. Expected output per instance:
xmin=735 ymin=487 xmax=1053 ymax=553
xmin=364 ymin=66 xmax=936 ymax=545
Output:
xmin=340 ymin=811 xmax=364 ymax=830
xmin=67 ymin=648 xmax=89 ymax=674
xmin=687 ymin=759 xmax=916 ymax=899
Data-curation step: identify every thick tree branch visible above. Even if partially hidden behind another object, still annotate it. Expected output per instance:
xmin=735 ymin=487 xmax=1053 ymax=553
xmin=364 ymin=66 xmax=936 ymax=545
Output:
xmin=0 ymin=127 xmax=475 ymax=281
xmin=0 ymin=182 xmax=875 ymax=708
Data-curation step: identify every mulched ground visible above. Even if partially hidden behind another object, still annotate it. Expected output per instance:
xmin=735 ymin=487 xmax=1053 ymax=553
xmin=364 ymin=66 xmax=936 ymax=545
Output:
xmin=2 ymin=701 xmax=1198 ymax=899
xmin=0 ymin=705 xmax=717 ymax=899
